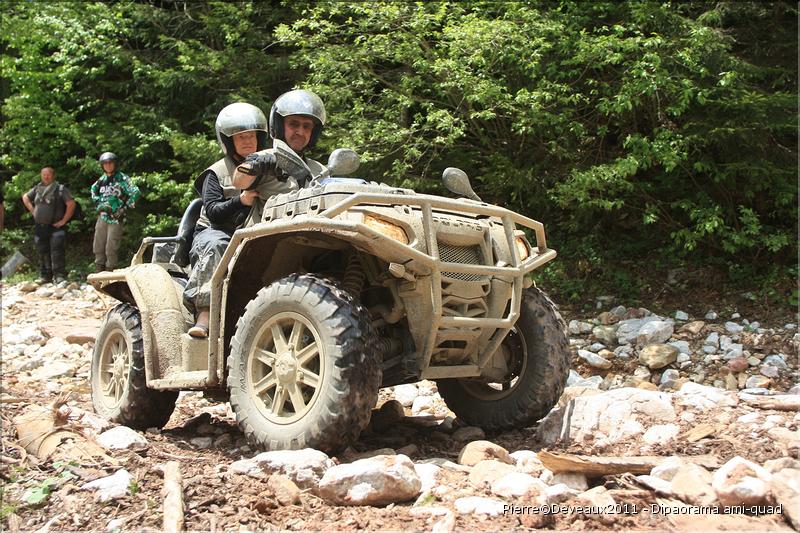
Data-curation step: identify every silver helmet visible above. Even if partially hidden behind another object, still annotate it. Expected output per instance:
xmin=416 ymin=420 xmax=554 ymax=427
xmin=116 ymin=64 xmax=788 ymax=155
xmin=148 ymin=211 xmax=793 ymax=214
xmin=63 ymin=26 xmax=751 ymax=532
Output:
xmin=269 ymin=90 xmax=326 ymax=150
xmin=98 ymin=152 xmax=118 ymax=172
xmin=215 ymin=102 xmax=268 ymax=158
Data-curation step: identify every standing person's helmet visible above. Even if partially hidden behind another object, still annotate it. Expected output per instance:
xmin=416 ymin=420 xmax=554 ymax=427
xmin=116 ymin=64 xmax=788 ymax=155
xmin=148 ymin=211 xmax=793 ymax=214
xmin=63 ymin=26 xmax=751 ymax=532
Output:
xmin=98 ymin=152 xmax=118 ymax=171
xmin=269 ymin=90 xmax=326 ymax=150
xmin=215 ymin=103 xmax=268 ymax=159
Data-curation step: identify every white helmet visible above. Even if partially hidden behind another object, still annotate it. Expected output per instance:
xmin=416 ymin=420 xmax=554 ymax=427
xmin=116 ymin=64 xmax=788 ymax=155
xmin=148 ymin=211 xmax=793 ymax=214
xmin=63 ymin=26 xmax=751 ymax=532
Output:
xmin=269 ymin=90 xmax=326 ymax=150
xmin=215 ymin=102 xmax=268 ymax=158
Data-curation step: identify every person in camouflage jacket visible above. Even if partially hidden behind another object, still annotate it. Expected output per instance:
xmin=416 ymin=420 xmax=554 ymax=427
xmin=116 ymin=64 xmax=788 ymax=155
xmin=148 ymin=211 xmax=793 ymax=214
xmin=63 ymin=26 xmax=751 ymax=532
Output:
xmin=90 ymin=152 xmax=140 ymax=271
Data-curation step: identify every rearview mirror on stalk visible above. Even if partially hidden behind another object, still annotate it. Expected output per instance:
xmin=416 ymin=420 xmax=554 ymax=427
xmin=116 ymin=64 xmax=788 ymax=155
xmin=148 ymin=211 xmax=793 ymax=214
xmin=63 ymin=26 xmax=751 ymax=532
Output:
xmin=442 ymin=167 xmax=481 ymax=202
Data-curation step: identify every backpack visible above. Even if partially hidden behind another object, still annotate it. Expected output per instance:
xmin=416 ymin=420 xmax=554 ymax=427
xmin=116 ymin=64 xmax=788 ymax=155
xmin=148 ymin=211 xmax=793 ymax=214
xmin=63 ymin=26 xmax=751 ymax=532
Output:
xmin=58 ymin=184 xmax=83 ymax=223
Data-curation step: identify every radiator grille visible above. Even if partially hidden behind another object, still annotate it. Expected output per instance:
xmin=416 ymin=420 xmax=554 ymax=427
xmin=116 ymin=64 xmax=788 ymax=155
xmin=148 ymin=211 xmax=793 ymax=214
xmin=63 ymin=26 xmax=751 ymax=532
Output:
xmin=438 ymin=243 xmax=487 ymax=281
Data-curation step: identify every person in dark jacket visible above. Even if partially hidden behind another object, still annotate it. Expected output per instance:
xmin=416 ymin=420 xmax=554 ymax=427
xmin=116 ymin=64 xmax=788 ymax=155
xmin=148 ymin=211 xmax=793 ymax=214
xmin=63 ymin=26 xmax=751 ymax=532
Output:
xmin=184 ymin=103 xmax=267 ymax=337
xmin=21 ymin=167 xmax=76 ymax=283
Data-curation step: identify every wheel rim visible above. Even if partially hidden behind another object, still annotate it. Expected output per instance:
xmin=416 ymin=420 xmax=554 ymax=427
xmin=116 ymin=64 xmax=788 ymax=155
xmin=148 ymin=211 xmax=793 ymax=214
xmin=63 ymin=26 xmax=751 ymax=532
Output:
xmin=97 ymin=328 xmax=131 ymax=409
xmin=247 ymin=311 xmax=324 ymax=424
xmin=460 ymin=327 xmax=528 ymax=400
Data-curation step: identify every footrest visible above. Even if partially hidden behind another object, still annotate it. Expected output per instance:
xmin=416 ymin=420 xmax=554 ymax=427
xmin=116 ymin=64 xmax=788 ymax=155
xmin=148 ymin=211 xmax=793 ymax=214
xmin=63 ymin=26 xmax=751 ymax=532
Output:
xmin=181 ymin=333 xmax=208 ymax=372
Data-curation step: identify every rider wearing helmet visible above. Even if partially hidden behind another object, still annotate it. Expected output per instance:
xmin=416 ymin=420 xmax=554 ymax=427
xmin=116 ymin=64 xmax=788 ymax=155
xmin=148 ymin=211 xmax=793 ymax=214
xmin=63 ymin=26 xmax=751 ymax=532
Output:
xmin=91 ymin=151 xmax=140 ymax=272
xmin=232 ymin=89 xmax=327 ymax=196
xmin=184 ymin=102 xmax=268 ymax=337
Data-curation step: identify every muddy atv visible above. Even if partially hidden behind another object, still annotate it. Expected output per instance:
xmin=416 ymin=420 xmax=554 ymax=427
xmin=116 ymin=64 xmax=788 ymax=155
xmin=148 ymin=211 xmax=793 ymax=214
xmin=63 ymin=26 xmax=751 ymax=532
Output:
xmin=87 ymin=141 xmax=570 ymax=452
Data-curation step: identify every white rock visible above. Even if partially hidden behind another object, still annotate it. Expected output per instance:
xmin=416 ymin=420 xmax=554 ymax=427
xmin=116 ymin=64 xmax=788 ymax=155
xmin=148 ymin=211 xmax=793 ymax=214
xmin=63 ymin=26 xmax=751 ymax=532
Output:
xmin=737 ymin=412 xmax=760 ymax=424
xmin=97 ymin=426 xmax=148 ymax=451
xmin=491 ymin=472 xmax=547 ymax=498
xmin=544 ymin=483 xmax=579 ymax=504
xmin=762 ymin=355 xmax=788 ymax=369
xmin=616 ymin=317 xmax=661 ymax=345
xmin=252 ymin=449 xmax=334 ymax=489
xmin=704 ymin=332 xmax=719 ymax=347
xmin=577 ymin=349 xmax=612 ymax=369
xmin=633 ymin=366 xmax=652 ymax=380
xmin=745 ymin=375 xmax=771 ymax=389
xmin=469 ymin=460 xmax=516 ymax=488
xmin=660 ymin=369 xmax=680 ymax=387
xmin=651 ymin=457 xmax=687 ymax=481
xmin=566 ymin=370 xmax=585 ymax=387
xmin=510 ymin=450 xmax=543 ymax=475
xmin=417 ymin=380 xmax=438 ymax=396
xmin=568 ymin=320 xmax=594 ymax=335
xmin=413 ymin=463 xmax=442 ymax=492
xmin=81 ymin=469 xmax=132 ymax=502
xmin=771 ymin=469 xmax=800 ymax=529
xmin=411 ymin=395 xmax=435 ymax=415
xmin=642 ymin=424 xmax=679 ymax=444
xmin=636 ymin=320 xmax=674 ymax=347
xmin=671 ymin=463 xmax=716 ymax=506
xmin=572 ymin=375 xmax=604 ymax=389
xmin=668 ymin=340 xmax=691 ymax=354
xmin=712 ymin=456 xmax=772 ymax=506
xmin=675 ymin=311 xmax=689 ymax=321
xmin=636 ymin=475 xmax=673 ymax=494
xmin=705 ymin=311 xmax=718 ymax=320
xmin=431 ymin=510 xmax=456 ymax=533
xmin=318 ymin=454 xmax=421 ymax=506
xmin=393 ymin=384 xmax=419 ymax=407
xmin=552 ymin=472 xmax=588 ymax=491
xmin=453 ymin=496 xmax=506 ymax=516
xmin=24 ymin=360 xmax=76 ymax=380
xmin=675 ymin=382 xmax=738 ymax=409
xmin=106 ymin=518 xmax=126 ymax=531
xmin=725 ymin=322 xmax=744 ymax=334
xmin=537 ymin=388 xmax=676 ymax=445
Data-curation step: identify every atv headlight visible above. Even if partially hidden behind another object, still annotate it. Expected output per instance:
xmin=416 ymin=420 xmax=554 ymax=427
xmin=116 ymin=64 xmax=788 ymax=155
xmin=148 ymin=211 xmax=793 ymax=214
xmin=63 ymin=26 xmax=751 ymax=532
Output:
xmin=515 ymin=236 xmax=531 ymax=260
xmin=363 ymin=214 xmax=409 ymax=244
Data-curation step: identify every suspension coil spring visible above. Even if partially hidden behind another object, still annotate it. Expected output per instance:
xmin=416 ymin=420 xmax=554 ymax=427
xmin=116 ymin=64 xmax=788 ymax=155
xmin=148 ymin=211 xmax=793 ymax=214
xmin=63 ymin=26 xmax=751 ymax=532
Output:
xmin=341 ymin=253 xmax=365 ymax=296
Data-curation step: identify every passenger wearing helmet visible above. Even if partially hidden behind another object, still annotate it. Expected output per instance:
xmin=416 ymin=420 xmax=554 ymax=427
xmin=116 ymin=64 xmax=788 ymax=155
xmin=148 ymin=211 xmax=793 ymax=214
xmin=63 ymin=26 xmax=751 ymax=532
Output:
xmin=184 ymin=102 xmax=267 ymax=338
xmin=90 ymin=152 xmax=140 ymax=272
xmin=232 ymin=90 xmax=327 ymax=212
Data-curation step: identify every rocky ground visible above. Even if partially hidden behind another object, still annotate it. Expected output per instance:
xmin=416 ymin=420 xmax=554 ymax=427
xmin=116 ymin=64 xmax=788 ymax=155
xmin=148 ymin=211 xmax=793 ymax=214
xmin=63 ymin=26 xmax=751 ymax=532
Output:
xmin=1 ymin=280 xmax=799 ymax=532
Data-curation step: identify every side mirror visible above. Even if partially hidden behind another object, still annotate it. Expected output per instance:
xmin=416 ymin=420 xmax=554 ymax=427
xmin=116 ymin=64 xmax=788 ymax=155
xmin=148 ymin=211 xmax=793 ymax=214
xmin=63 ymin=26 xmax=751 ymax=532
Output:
xmin=273 ymin=138 xmax=312 ymax=182
xmin=327 ymin=148 xmax=360 ymax=176
xmin=442 ymin=167 xmax=481 ymax=202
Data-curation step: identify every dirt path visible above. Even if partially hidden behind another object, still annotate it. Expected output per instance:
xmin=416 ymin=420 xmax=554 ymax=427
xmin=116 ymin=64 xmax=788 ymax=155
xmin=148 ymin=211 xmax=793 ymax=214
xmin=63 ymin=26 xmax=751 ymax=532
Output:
xmin=1 ymin=281 xmax=797 ymax=532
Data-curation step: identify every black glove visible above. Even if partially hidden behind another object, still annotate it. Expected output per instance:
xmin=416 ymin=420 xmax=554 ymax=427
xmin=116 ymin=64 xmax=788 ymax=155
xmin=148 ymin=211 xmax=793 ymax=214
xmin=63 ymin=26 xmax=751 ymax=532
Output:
xmin=240 ymin=152 xmax=276 ymax=177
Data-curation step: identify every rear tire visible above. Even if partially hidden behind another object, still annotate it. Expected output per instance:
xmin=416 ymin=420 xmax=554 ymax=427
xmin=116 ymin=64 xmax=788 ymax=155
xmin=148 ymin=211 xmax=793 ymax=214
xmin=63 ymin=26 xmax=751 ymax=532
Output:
xmin=227 ymin=274 xmax=381 ymax=452
xmin=437 ymin=287 xmax=569 ymax=430
xmin=90 ymin=303 xmax=178 ymax=429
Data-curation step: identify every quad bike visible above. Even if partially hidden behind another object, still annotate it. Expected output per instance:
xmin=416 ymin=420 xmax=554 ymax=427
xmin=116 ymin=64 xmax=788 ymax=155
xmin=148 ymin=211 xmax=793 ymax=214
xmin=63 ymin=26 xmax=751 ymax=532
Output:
xmin=87 ymin=140 xmax=570 ymax=452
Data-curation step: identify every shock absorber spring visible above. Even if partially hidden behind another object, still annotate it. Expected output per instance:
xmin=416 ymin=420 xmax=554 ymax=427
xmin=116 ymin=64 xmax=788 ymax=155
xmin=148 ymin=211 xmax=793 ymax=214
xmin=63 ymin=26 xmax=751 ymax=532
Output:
xmin=341 ymin=253 xmax=365 ymax=296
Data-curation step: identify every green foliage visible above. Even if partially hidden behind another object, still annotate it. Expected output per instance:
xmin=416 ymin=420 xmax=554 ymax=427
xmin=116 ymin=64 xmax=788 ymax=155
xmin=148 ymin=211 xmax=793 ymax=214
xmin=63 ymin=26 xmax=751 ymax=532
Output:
xmin=279 ymin=1 xmax=796 ymax=261
xmin=1 ymin=1 xmax=796 ymax=285
xmin=1 ymin=1 xmax=299 ymax=259
xmin=22 ymin=462 xmax=77 ymax=506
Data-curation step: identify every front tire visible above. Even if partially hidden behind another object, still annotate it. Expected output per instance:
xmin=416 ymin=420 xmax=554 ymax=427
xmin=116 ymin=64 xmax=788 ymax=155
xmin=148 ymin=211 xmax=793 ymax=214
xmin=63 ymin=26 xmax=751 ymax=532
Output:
xmin=227 ymin=274 xmax=381 ymax=452
xmin=90 ymin=303 xmax=178 ymax=429
xmin=437 ymin=287 xmax=569 ymax=430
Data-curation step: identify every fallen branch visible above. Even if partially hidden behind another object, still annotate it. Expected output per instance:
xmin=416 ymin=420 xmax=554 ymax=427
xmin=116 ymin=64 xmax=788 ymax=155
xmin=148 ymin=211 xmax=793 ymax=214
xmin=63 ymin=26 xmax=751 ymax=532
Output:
xmin=738 ymin=393 xmax=800 ymax=411
xmin=537 ymin=450 xmax=719 ymax=476
xmin=162 ymin=461 xmax=184 ymax=533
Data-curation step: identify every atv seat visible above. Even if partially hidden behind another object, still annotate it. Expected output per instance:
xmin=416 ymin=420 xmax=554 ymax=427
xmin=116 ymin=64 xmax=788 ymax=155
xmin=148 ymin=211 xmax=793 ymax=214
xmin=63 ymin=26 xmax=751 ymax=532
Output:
xmin=146 ymin=198 xmax=203 ymax=267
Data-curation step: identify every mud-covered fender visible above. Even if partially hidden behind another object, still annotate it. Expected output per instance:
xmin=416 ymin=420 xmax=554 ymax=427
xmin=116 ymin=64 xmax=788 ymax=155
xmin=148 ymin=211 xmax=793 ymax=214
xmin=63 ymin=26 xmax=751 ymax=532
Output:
xmin=88 ymin=264 xmax=188 ymax=383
